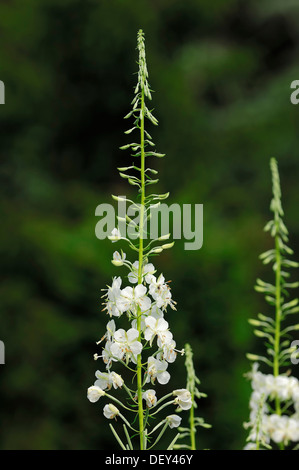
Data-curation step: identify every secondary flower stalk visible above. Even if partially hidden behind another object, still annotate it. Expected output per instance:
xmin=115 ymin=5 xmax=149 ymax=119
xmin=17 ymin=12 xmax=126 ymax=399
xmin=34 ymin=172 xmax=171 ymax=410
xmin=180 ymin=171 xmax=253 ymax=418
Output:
xmin=245 ymin=158 xmax=299 ymax=450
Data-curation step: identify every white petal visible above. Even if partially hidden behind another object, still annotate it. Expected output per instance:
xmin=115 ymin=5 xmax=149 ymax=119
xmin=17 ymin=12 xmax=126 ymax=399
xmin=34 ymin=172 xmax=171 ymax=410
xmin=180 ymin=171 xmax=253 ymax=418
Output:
xmin=110 ymin=342 xmax=124 ymax=360
xmin=130 ymin=341 xmax=142 ymax=356
xmin=87 ymin=385 xmax=105 ymax=403
xmin=157 ymin=371 xmax=170 ymax=384
xmin=157 ymin=318 xmax=168 ymax=331
xmin=145 ymin=273 xmax=155 ymax=284
xmin=106 ymin=320 xmax=116 ymax=334
xmin=139 ymin=296 xmax=151 ymax=312
xmin=144 ymin=263 xmax=155 ymax=274
xmin=167 ymin=414 xmax=182 ymax=429
xmin=126 ymin=328 xmax=139 ymax=343
xmin=135 ymin=284 xmax=147 ymax=298
xmin=114 ymin=329 xmax=126 ymax=343
xmin=128 ymin=272 xmax=138 ymax=283
xmin=121 ymin=286 xmax=134 ymax=299
xmin=144 ymin=328 xmax=154 ymax=342
xmin=145 ymin=316 xmax=157 ymax=330
xmin=94 ymin=378 xmax=109 ymax=390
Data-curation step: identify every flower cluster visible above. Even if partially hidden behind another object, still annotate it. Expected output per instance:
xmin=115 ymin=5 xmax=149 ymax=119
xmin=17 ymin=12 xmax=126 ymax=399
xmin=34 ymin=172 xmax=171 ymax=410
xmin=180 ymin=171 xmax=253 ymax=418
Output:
xmin=87 ymin=251 xmax=193 ymax=450
xmin=245 ymin=364 xmax=299 ymax=448
xmin=98 ymin=253 xmax=180 ymax=372
xmin=87 ymin=248 xmax=193 ymax=450
xmin=89 ymin=251 xmax=187 ymax=394
xmin=174 ymin=343 xmax=211 ymax=450
xmin=245 ymin=159 xmax=299 ymax=450
xmin=103 ymin=261 xmax=176 ymax=320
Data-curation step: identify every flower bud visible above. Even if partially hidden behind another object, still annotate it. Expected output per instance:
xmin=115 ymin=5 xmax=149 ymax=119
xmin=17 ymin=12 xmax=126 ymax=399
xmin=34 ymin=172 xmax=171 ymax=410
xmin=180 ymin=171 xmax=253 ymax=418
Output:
xmin=161 ymin=242 xmax=175 ymax=250
xmin=87 ymin=386 xmax=105 ymax=403
xmin=103 ymin=403 xmax=119 ymax=419
xmin=166 ymin=414 xmax=182 ymax=429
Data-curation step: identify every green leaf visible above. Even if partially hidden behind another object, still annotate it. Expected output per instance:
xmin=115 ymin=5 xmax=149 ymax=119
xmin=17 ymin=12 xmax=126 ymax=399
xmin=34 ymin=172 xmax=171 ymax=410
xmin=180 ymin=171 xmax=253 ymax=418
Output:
xmin=145 ymin=151 xmax=166 ymax=158
xmin=124 ymin=127 xmax=137 ymax=134
xmin=119 ymin=144 xmax=132 ymax=150
xmin=282 ymin=299 xmax=299 ymax=311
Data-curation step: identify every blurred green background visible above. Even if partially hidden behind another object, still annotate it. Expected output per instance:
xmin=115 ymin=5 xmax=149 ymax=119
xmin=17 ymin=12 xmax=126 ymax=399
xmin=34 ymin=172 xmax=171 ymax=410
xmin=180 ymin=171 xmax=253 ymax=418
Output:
xmin=1 ymin=0 xmax=299 ymax=450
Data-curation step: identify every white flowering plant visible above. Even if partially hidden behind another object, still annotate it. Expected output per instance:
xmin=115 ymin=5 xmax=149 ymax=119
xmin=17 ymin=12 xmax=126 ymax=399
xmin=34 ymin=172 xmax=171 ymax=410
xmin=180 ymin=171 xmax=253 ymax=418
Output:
xmin=174 ymin=343 xmax=211 ymax=450
xmin=87 ymin=30 xmax=196 ymax=451
xmin=245 ymin=158 xmax=299 ymax=450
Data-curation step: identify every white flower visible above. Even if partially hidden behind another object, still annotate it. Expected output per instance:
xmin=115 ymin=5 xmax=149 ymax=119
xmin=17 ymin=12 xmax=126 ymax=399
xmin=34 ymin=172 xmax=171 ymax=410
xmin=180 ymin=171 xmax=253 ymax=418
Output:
xmin=150 ymin=304 xmax=164 ymax=318
xmin=157 ymin=330 xmax=173 ymax=347
xmin=105 ymin=277 xmax=123 ymax=317
xmin=249 ymin=391 xmax=267 ymax=416
xmin=245 ymin=408 xmax=269 ymax=444
xmin=109 ymin=372 xmax=124 ymax=389
xmin=131 ymin=304 xmax=164 ymax=331
xmin=246 ymin=364 xmax=299 ymax=447
xmin=269 ymin=375 xmax=290 ymax=401
xmin=294 ymin=401 xmax=299 ymax=419
xmin=173 ymin=389 xmax=192 ymax=410
xmin=97 ymin=320 xmax=116 ymax=345
xmin=157 ymin=338 xmax=178 ymax=363
xmin=284 ymin=376 xmax=299 ymax=401
xmin=101 ymin=341 xmax=116 ymax=369
xmin=293 ymin=383 xmax=299 ymax=404
xmin=95 ymin=371 xmax=111 ymax=390
xmin=144 ymin=316 xmax=169 ymax=346
xmin=243 ymin=442 xmax=257 ymax=450
xmin=149 ymin=274 xmax=176 ymax=310
xmin=145 ymin=356 xmax=170 ymax=385
xmin=128 ymin=261 xmax=156 ymax=284
xmin=166 ymin=414 xmax=182 ymax=429
xmin=149 ymin=273 xmax=166 ymax=298
xmin=250 ymin=365 xmax=272 ymax=399
xmin=87 ymin=385 xmax=105 ymax=403
xmin=94 ymin=370 xmax=123 ymax=390
xmin=112 ymin=251 xmax=126 ymax=266
xmin=116 ymin=284 xmax=151 ymax=315
xmin=144 ymin=265 xmax=156 ymax=283
xmin=251 ymin=365 xmax=299 ymax=402
xmin=142 ymin=389 xmax=157 ymax=408
xmin=267 ymin=414 xmax=299 ymax=444
xmin=106 ymin=320 xmax=116 ymax=341
xmin=108 ymin=228 xmax=121 ymax=242
xmin=103 ymin=403 xmax=119 ymax=419
xmin=110 ymin=328 xmax=142 ymax=363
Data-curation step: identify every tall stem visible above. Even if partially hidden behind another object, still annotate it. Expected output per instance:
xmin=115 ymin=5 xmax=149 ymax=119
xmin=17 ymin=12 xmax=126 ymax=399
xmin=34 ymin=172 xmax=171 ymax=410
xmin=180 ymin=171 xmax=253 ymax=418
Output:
xmin=189 ymin=389 xmax=196 ymax=450
xmin=273 ymin=235 xmax=281 ymax=380
xmin=273 ymin=218 xmax=284 ymax=450
xmin=136 ymin=88 xmax=146 ymax=450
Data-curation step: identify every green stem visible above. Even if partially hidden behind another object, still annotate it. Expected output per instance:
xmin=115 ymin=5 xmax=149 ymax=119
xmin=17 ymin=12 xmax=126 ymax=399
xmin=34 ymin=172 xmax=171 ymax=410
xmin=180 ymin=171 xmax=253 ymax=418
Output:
xmin=273 ymin=234 xmax=281 ymax=382
xmin=136 ymin=87 xmax=146 ymax=450
xmin=149 ymin=400 xmax=175 ymax=417
xmin=123 ymin=424 xmax=134 ymax=450
xmin=147 ymin=422 xmax=168 ymax=450
xmin=105 ymin=393 xmax=137 ymax=413
xmin=189 ymin=389 xmax=196 ymax=450
xmin=109 ymin=424 xmax=127 ymax=450
xmin=152 ymin=392 xmax=174 ymax=409
xmin=273 ymin=226 xmax=284 ymax=450
xmin=167 ymin=433 xmax=181 ymax=450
